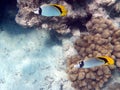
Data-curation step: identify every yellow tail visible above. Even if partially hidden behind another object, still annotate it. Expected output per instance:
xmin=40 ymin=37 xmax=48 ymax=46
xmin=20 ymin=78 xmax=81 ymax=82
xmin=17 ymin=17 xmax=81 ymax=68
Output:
xmin=97 ymin=56 xmax=114 ymax=65
xmin=50 ymin=4 xmax=68 ymax=16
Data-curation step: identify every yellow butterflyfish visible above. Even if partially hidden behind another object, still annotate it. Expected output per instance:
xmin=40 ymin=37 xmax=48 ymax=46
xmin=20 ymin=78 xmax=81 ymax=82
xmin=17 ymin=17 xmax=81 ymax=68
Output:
xmin=33 ymin=4 xmax=68 ymax=17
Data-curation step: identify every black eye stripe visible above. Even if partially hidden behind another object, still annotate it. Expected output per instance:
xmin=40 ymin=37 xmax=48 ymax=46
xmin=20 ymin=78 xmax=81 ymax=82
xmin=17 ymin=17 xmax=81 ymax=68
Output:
xmin=39 ymin=7 xmax=42 ymax=15
xmin=79 ymin=61 xmax=84 ymax=67
xmin=97 ymin=57 xmax=108 ymax=63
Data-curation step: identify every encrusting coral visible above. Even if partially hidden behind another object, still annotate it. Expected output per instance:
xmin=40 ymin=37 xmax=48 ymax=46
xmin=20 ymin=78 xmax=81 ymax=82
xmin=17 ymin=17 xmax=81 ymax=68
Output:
xmin=67 ymin=17 xmax=120 ymax=90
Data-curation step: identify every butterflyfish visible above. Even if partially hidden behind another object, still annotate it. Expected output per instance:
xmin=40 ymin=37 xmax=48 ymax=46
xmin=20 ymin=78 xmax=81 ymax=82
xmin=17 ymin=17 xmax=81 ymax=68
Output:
xmin=33 ymin=4 xmax=68 ymax=16
xmin=74 ymin=56 xmax=114 ymax=68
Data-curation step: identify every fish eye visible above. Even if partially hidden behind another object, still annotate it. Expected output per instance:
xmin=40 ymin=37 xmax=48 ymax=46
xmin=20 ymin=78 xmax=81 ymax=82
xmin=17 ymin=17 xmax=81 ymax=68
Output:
xmin=79 ymin=61 xmax=84 ymax=67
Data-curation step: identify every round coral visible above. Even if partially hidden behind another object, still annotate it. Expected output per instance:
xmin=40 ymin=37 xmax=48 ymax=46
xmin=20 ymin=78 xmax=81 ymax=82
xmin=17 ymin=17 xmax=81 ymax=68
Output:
xmin=67 ymin=17 xmax=120 ymax=90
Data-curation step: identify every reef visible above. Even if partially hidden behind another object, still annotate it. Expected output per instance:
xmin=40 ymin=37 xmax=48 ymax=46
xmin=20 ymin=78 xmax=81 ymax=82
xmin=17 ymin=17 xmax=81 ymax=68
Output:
xmin=15 ymin=0 xmax=120 ymax=35
xmin=15 ymin=0 xmax=93 ymax=35
xmin=67 ymin=17 xmax=120 ymax=90
xmin=14 ymin=0 xmax=120 ymax=90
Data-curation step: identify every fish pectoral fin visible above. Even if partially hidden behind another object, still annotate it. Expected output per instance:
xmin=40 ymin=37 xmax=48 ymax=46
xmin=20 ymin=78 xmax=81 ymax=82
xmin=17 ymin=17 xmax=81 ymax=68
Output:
xmin=104 ymin=63 xmax=109 ymax=65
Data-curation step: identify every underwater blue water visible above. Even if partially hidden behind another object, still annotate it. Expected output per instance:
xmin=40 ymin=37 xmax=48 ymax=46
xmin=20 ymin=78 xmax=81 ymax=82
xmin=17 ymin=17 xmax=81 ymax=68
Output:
xmin=0 ymin=11 xmax=67 ymax=90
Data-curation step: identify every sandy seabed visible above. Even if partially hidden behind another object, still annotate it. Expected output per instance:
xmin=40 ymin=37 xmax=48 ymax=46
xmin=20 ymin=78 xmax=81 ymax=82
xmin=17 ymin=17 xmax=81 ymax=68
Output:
xmin=0 ymin=17 xmax=76 ymax=90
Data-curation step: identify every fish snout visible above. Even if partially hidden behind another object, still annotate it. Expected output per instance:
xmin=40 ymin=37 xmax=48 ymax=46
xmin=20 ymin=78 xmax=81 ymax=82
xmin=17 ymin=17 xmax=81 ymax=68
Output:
xmin=33 ymin=8 xmax=39 ymax=14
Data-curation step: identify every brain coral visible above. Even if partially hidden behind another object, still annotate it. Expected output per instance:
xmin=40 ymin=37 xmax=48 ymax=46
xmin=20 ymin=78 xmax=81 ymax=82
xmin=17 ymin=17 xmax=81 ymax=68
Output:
xmin=67 ymin=17 xmax=120 ymax=90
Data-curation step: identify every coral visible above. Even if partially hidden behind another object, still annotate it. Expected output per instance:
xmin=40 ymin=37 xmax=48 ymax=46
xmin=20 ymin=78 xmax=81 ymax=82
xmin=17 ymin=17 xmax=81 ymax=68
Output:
xmin=17 ymin=0 xmax=40 ymax=8
xmin=15 ymin=0 xmax=119 ymax=35
xmin=67 ymin=17 xmax=120 ymax=90
xmin=15 ymin=0 xmax=92 ymax=35
xmin=15 ymin=7 xmax=41 ymax=27
xmin=112 ymin=30 xmax=120 ymax=69
xmin=87 ymin=0 xmax=109 ymax=18
xmin=107 ymin=82 xmax=120 ymax=90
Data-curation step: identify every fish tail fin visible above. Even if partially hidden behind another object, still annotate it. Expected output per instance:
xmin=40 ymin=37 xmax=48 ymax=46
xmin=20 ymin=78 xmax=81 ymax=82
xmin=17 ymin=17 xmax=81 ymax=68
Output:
xmin=97 ymin=56 xmax=114 ymax=65
xmin=50 ymin=4 xmax=68 ymax=16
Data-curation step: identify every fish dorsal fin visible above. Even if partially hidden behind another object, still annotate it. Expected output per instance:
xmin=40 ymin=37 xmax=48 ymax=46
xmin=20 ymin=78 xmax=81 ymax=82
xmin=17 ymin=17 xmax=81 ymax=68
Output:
xmin=50 ymin=5 xmax=62 ymax=13
xmin=50 ymin=4 xmax=67 ymax=16
xmin=97 ymin=57 xmax=108 ymax=63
